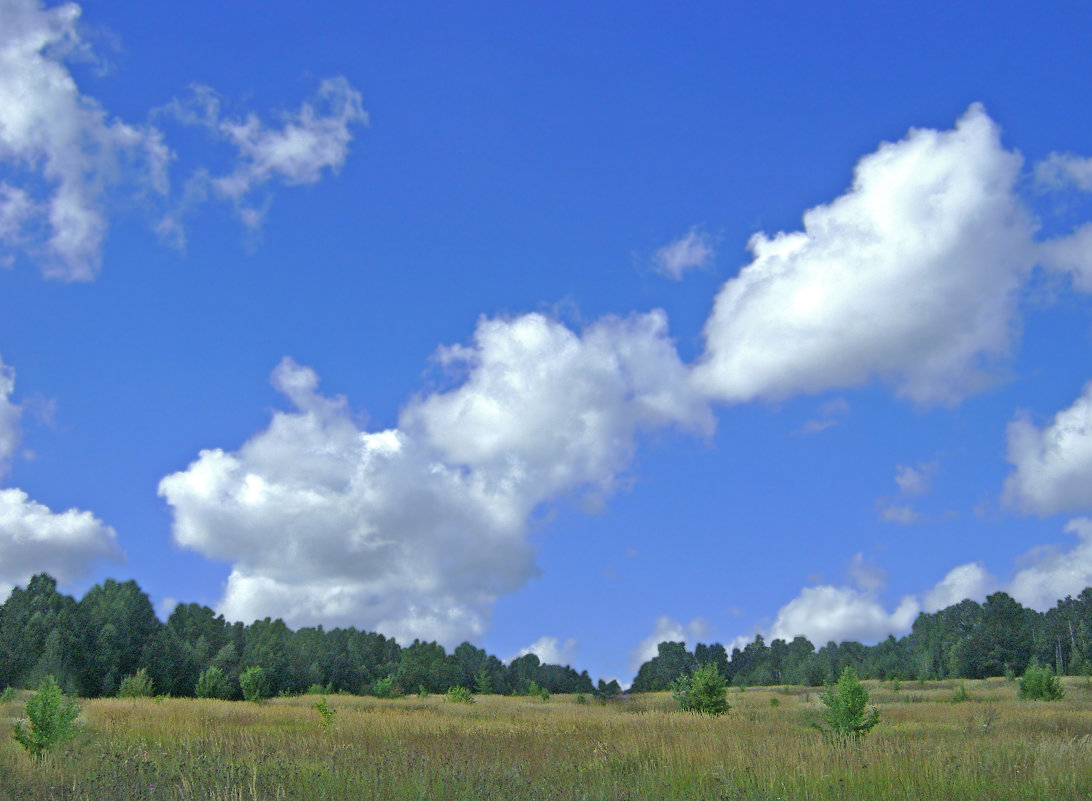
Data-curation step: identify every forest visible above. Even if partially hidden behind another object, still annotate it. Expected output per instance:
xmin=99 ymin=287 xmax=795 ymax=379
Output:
xmin=1 ymin=573 xmax=1087 ymax=699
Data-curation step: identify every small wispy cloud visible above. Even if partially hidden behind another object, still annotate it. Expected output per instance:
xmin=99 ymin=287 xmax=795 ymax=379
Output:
xmin=1035 ymin=152 xmax=1092 ymax=192
xmin=652 ymin=226 xmax=714 ymax=279
xmin=797 ymin=397 xmax=850 ymax=434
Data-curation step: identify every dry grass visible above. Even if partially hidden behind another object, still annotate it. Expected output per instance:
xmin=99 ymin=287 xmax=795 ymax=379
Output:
xmin=1 ymin=679 xmax=1090 ymax=799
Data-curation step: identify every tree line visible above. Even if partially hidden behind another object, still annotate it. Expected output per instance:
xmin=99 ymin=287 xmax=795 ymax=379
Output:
xmin=631 ymin=589 xmax=1092 ymax=691
xmin=4 ymin=574 xmax=1087 ymax=699
xmin=0 ymin=574 xmax=604 ymax=699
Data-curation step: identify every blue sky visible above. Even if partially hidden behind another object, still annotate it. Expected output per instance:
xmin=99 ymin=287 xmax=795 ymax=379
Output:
xmin=4 ymin=0 xmax=1092 ymax=683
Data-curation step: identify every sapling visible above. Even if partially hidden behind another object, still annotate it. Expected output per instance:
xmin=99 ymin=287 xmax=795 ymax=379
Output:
xmin=314 ymin=696 xmax=336 ymax=727
xmin=672 ymin=663 xmax=730 ymax=716
xmin=12 ymin=675 xmax=80 ymax=758
xmin=1019 ymin=664 xmax=1064 ymax=701
xmin=816 ymin=667 xmax=879 ymax=743
xmin=445 ymin=685 xmax=475 ymax=704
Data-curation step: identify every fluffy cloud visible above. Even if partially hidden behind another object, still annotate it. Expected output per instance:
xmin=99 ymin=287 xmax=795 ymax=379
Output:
xmin=652 ymin=226 xmax=714 ymax=279
xmin=1003 ymin=382 xmax=1092 ymax=516
xmin=629 ymin=615 xmax=709 ymax=671
xmin=693 ymin=104 xmax=1035 ymax=406
xmin=0 ymin=354 xmax=122 ymax=594
xmin=1007 ymin=518 xmax=1092 ymax=610
xmin=0 ymin=0 xmax=169 ymax=279
xmin=921 ymin=562 xmax=994 ymax=613
xmin=403 ymin=311 xmax=714 ymax=502
xmin=766 ymin=583 xmax=919 ymax=646
xmin=160 ymin=312 xmax=711 ymax=645
xmin=0 ymin=0 xmax=365 ymax=274
xmin=0 ymin=488 xmax=123 ymax=597
xmin=510 ymin=636 xmax=578 ymax=666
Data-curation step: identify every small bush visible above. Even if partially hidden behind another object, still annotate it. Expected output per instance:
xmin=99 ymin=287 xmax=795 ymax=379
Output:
xmin=672 ymin=663 xmax=730 ymax=716
xmin=951 ymin=682 xmax=970 ymax=703
xmin=575 ymin=693 xmax=588 ymax=705
xmin=117 ymin=668 xmax=154 ymax=698
xmin=445 ymin=686 xmax=475 ymax=704
xmin=1019 ymin=664 xmax=1064 ymax=701
xmin=0 ymin=686 xmax=15 ymax=704
xmin=372 ymin=676 xmax=402 ymax=699
xmin=416 ymin=685 xmax=430 ymax=699
xmin=195 ymin=666 xmax=233 ymax=700
xmin=12 ymin=675 xmax=80 ymax=758
xmin=769 ymin=696 xmax=780 ymax=708
xmin=816 ymin=667 xmax=879 ymax=743
xmin=239 ymin=666 xmax=271 ymax=703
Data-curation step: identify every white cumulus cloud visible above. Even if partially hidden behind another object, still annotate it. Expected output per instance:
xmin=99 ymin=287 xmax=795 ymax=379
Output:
xmin=0 ymin=0 xmax=169 ymax=279
xmin=652 ymin=226 xmax=714 ymax=279
xmin=693 ymin=104 xmax=1035 ymax=406
xmin=1003 ymin=382 xmax=1092 ymax=517
xmin=510 ymin=636 xmax=578 ymax=666
xmin=0 ymin=488 xmax=123 ymax=597
xmin=1007 ymin=518 xmax=1092 ymax=610
xmin=159 ymin=312 xmax=711 ymax=645
xmin=767 ymin=584 xmax=919 ymax=646
xmin=921 ymin=562 xmax=995 ymax=613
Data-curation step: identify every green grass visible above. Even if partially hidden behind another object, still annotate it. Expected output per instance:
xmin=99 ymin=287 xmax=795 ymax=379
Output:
xmin=1 ymin=679 xmax=1090 ymax=800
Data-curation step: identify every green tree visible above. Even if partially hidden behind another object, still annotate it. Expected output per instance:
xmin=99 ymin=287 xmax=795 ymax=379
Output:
xmin=12 ymin=675 xmax=80 ymax=758
xmin=817 ymin=667 xmax=879 ymax=743
xmin=76 ymin=579 xmax=160 ymax=697
xmin=0 ymin=574 xmax=79 ymax=691
xmin=239 ymin=665 xmax=271 ymax=703
xmin=672 ymin=662 xmax=730 ymax=715
xmin=117 ymin=668 xmax=154 ymax=698
xmin=1019 ymin=663 xmax=1065 ymax=701
xmin=194 ymin=665 xmax=233 ymax=699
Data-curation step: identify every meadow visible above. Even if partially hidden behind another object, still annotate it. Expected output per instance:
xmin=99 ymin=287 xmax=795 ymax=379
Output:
xmin=1 ymin=679 xmax=1090 ymax=800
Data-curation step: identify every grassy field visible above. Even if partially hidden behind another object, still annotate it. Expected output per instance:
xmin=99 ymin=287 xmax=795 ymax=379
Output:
xmin=1 ymin=678 xmax=1090 ymax=800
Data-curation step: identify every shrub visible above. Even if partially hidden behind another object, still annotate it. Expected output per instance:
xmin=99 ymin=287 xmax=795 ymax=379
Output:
xmin=951 ymin=682 xmax=970 ymax=703
xmin=0 ymin=686 xmax=15 ymax=704
xmin=445 ymin=685 xmax=475 ymax=704
xmin=672 ymin=663 xmax=730 ymax=716
xmin=239 ymin=666 xmax=271 ymax=703
xmin=816 ymin=667 xmax=879 ymax=742
xmin=195 ymin=666 xmax=233 ymax=700
xmin=575 ymin=693 xmax=588 ymax=705
xmin=372 ymin=676 xmax=402 ymax=699
xmin=12 ymin=675 xmax=80 ymax=758
xmin=117 ymin=668 xmax=154 ymax=698
xmin=314 ymin=696 xmax=336 ymax=727
xmin=1019 ymin=664 xmax=1064 ymax=701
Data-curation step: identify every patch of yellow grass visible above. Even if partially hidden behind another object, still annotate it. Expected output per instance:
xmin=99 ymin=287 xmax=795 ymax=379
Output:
xmin=0 ymin=680 xmax=1089 ymax=800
